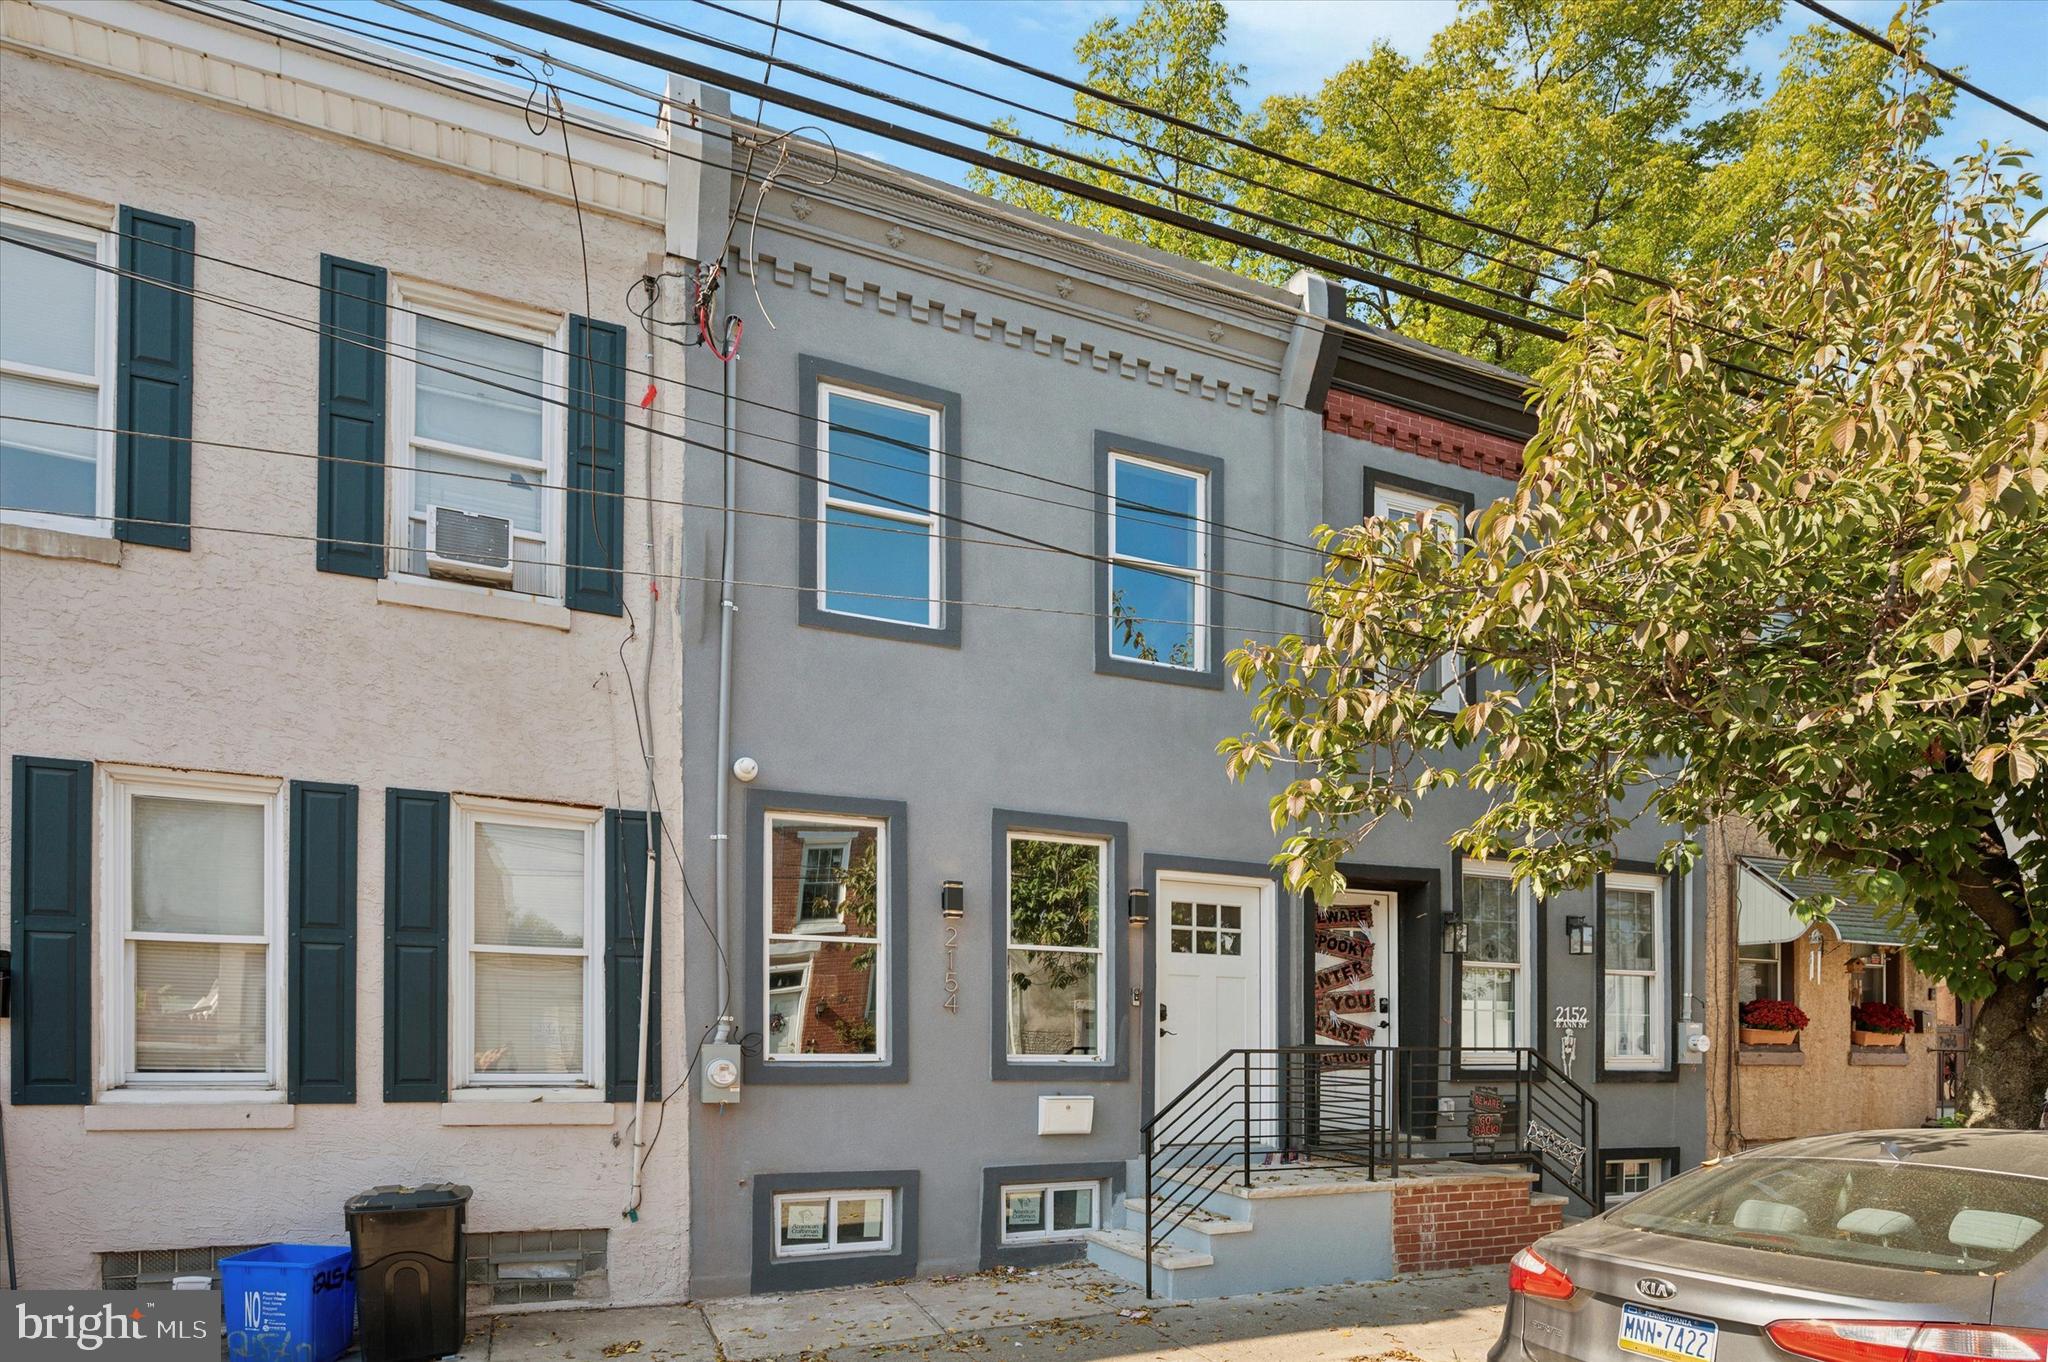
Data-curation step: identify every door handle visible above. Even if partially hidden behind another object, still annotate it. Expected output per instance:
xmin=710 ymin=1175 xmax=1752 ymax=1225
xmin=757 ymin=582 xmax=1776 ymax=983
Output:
xmin=1159 ymin=1027 xmax=1177 ymax=1037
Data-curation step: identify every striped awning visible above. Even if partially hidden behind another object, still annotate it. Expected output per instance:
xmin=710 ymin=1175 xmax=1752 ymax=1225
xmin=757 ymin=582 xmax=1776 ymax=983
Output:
xmin=1737 ymin=856 xmax=1915 ymax=947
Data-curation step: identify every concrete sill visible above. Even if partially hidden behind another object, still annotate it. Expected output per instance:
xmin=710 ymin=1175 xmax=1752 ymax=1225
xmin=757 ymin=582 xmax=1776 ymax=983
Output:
xmin=1739 ymin=1047 xmax=1805 ymax=1067
xmin=1 ymin=521 xmax=121 ymax=565
xmin=440 ymin=1099 xmax=616 ymax=1127
xmin=377 ymin=575 xmax=572 ymax=631
xmin=1848 ymin=1047 xmax=1910 ymax=1067
xmin=85 ymin=1102 xmax=296 ymax=1131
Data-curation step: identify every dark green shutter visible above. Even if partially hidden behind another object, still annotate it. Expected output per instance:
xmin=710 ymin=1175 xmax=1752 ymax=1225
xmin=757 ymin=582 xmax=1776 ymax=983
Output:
xmin=318 ymin=256 xmax=387 ymax=578
xmin=115 ymin=209 xmax=194 ymax=549
xmin=384 ymin=789 xmax=448 ymax=1101
xmin=604 ymin=809 xmax=661 ymax=1101
xmin=565 ymin=316 xmax=627 ymax=615
xmin=9 ymin=757 xmax=92 ymax=1104
xmin=289 ymin=781 xmax=358 ymax=1103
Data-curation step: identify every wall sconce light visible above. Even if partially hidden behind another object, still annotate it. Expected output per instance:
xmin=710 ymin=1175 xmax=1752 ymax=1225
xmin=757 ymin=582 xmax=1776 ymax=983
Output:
xmin=1126 ymin=889 xmax=1151 ymax=928
xmin=940 ymin=880 xmax=965 ymax=920
xmin=1566 ymin=916 xmax=1594 ymax=956
xmin=1441 ymin=912 xmax=1467 ymax=956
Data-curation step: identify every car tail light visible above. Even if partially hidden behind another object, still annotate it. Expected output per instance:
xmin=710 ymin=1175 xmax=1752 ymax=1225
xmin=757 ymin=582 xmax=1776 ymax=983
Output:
xmin=1766 ymin=1320 xmax=2048 ymax=1362
xmin=1507 ymin=1247 xmax=1574 ymax=1300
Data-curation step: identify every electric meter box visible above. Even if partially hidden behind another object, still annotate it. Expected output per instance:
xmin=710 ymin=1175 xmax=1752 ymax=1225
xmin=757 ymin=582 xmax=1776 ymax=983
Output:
xmin=700 ymin=1042 xmax=744 ymax=1104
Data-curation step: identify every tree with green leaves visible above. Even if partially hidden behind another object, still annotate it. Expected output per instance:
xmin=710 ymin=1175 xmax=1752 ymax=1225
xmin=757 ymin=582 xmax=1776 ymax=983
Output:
xmin=1220 ymin=45 xmax=2048 ymax=1124
xmin=976 ymin=0 xmax=1935 ymax=373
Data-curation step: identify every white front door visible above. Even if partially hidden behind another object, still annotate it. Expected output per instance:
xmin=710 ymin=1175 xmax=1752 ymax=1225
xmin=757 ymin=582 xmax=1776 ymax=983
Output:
xmin=1310 ymin=889 xmax=1399 ymax=1135
xmin=1155 ymin=876 xmax=1269 ymax=1111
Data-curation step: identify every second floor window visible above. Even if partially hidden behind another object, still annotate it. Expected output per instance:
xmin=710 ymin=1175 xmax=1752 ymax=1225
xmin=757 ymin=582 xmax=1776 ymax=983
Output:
xmin=1 ymin=213 xmax=113 ymax=534
xmin=392 ymin=295 xmax=564 ymax=597
xmin=817 ymin=383 xmax=942 ymax=627
xmin=1370 ymin=480 xmax=1465 ymax=709
xmin=1107 ymin=452 xmax=1208 ymax=671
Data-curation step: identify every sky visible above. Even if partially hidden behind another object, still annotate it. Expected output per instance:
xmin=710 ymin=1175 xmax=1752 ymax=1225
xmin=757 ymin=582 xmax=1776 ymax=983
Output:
xmin=377 ymin=0 xmax=2047 ymax=216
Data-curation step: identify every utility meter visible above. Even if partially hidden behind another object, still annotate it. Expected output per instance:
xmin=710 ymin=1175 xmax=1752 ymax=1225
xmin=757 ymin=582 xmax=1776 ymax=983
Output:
xmin=702 ymin=1042 xmax=743 ymax=1104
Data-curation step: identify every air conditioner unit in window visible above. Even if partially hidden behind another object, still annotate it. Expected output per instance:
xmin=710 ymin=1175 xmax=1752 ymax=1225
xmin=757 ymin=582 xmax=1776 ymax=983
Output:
xmin=425 ymin=504 xmax=515 ymax=585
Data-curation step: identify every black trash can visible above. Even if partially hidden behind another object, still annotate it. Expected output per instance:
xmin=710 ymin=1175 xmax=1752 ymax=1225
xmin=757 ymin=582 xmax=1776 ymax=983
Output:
xmin=345 ymin=1183 xmax=474 ymax=1362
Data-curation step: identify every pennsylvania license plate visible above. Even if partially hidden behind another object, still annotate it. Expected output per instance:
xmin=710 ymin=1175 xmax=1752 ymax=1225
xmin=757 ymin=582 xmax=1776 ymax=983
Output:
xmin=1617 ymin=1303 xmax=1719 ymax=1362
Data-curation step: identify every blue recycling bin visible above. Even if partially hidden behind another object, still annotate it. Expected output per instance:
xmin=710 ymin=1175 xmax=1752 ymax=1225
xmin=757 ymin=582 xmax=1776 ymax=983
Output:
xmin=219 ymin=1243 xmax=357 ymax=1362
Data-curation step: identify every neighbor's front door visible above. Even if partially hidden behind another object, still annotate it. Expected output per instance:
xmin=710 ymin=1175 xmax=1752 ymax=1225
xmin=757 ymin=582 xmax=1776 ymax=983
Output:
xmin=1155 ymin=876 xmax=1266 ymax=1113
xmin=1310 ymin=888 xmax=1399 ymax=1138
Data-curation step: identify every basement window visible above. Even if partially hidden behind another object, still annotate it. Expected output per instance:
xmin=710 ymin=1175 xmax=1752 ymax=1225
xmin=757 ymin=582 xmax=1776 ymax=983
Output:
xmin=772 ymin=1189 xmax=895 ymax=1259
xmin=999 ymin=1181 xmax=1101 ymax=1245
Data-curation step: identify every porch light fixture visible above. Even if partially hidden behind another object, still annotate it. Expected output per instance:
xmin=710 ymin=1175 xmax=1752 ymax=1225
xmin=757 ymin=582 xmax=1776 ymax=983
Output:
xmin=1126 ymin=889 xmax=1151 ymax=928
xmin=940 ymin=880 xmax=965 ymax=920
xmin=1441 ymin=911 xmax=1467 ymax=956
xmin=1566 ymin=916 xmax=1594 ymax=956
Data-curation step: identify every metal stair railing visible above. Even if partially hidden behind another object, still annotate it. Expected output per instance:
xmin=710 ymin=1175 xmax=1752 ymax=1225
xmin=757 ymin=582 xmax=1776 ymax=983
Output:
xmin=1137 ymin=1045 xmax=1601 ymax=1297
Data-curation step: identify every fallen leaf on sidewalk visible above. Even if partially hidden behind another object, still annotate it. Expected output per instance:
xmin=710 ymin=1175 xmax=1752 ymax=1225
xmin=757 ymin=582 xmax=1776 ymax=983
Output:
xmin=600 ymin=1342 xmax=643 ymax=1359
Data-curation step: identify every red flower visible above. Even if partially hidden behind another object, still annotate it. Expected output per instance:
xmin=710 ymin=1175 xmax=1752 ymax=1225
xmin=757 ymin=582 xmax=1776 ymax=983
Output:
xmin=1741 ymin=998 xmax=1810 ymax=1031
xmin=1851 ymin=1001 xmax=1914 ymax=1034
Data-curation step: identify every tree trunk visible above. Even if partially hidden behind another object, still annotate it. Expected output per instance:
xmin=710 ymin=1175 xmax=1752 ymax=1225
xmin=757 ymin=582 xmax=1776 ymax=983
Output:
xmin=1959 ymin=973 xmax=2048 ymax=1129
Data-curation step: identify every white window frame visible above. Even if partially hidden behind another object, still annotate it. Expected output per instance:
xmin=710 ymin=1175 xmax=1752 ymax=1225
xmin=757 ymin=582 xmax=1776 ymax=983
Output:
xmin=770 ymin=1189 xmax=896 ymax=1259
xmin=999 ymin=1179 xmax=1105 ymax=1245
xmin=1371 ymin=484 xmax=1464 ymax=709
xmin=1 ymin=203 xmax=118 ymax=538
xmin=1602 ymin=871 xmax=1669 ymax=1070
xmin=387 ymin=278 xmax=567 ymax=601
xmin=1602 ymin=1155 xmax=1667 ymax=1204
xmin=100 ymin=767 xmax=287 ymax=1097
xmin=449 ymin=795 xmax=604 ymax=1092
xmin=1106 ymin=451 xmax=1209 ymax=672
xmin=1458 ymin=859 xmax=1533 ymax=1067
xmin=1004 ymin=830 xmax=1112 ymax=1065
xmin=815 ymin=381 xmax=943 ymax=628
xmin=763 ymin=811 xmax=890 ymax=1066
xmin=1737 ymin=941 xmax=1784 ymax=1004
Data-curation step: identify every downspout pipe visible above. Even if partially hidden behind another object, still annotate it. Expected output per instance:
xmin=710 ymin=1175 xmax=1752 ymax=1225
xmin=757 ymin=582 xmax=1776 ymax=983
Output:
xmin=710 ymin=328 xmax=739 ymax=1043
xmin=627 ymin=325 xmax=661 ymax=1217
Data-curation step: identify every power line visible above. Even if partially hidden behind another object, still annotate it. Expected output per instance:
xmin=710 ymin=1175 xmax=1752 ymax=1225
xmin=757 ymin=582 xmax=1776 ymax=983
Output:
xmin=3 ymin=233 xmax=1318 ymax=619
xmin=0 ymin=415 xmax=1323 ymax=592
xmin=1789 ymin=0 xmax=2048 ymax=135
xmin=2 ymin=197 xmax=1336 ymax=567
xmin=0 ymin=503 xmax=1303 ymax=642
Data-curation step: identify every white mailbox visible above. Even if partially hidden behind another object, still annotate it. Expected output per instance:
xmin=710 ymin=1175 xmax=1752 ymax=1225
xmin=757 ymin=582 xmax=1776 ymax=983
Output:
xmin=1037 ymin=1095 xmax=1095 ymax=1136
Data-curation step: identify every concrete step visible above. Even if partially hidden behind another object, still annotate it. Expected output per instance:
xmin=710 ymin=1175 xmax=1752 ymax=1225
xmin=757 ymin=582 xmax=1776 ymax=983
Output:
xmin=1118 ymin=1196 xmax=1255 ymax=1252
xmin=1083 ymin=1227 xmax=1215 ymax=1302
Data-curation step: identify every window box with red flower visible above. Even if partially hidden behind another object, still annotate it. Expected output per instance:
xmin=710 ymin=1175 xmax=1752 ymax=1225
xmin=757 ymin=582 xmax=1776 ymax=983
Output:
xmin=1739 ymin=997 xmax=1810 ymax=1047
xmin=1850 ymin=1000 xmax=1913 ymax=1048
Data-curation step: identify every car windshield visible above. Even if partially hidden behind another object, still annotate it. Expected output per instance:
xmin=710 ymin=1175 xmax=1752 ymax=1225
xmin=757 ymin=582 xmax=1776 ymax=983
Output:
xmin=1613 ymin=1156 xmax=2048 ymax=1275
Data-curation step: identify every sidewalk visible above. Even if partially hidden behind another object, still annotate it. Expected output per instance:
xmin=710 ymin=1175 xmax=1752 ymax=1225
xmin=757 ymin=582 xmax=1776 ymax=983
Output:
xmin=458 ymin=1264 xmax=1506 ymax=1361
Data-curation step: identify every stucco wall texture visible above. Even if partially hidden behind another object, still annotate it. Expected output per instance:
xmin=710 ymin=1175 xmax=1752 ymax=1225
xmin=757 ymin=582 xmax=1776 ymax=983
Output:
xmin=0 ymin=38 xmax=691 ymax=1300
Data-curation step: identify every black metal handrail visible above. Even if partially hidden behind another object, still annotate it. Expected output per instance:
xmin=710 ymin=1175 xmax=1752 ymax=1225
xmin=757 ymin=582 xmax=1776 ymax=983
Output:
xmin=1138 ymin=1045 xmax=1601 ymax=1297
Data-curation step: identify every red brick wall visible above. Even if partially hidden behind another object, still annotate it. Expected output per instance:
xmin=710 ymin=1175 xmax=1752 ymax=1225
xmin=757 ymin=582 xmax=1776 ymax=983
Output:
xmin=1324 ymin=391 xmax=1527 ymax=481
xmin=1392 ymin=1175 xmax=1563 ymax=1273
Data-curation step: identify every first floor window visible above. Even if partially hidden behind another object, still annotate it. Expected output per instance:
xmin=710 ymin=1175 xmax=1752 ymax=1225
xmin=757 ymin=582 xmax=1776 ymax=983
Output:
xmin=393 ymin=294 xmax=564 ymax=597
xmin=1 ymin=209 xmax=114 ymax=532
xmin=1855 ymin=948 xmax=1900 ymax=1006
xmin=108 ymin=770 xmax=283 ymax=1089
xmin=817 ymin=382 xmax=942 ymax=627
xmin=773 ymin=1190 xmax=894 ymax=1259
xmin=1459 ymin=861 xmax=1529 ymax=1061
xmin=1107 ymin=451 xmax=1209 ymax=670
xmin=1005 ymin=833 xmax=1109 ymax=1062
xmin=1603 ymin=873 xmax=1668 ymax=1068
xmin=455 ymin=800 xmax=601 ymax=1087
xmin=1603 ymin=1155 xmax=1669 ymax=1203
xmin=1738 ymin=941 xmax=1789 ymax=1003
xmin=766 ymin=813 xmax=887 ymax=1061
xmin=1000 ymin=1181 xmax=1102 ymax=1245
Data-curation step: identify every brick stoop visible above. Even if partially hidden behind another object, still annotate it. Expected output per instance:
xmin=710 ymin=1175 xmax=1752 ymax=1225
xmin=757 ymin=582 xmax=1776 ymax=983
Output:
xmin=1394 ymin=1171 xmax=1565 ymax=1273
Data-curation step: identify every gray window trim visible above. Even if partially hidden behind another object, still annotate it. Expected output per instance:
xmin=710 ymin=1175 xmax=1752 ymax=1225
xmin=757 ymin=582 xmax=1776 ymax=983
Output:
xmin=750 ymin=1170 xmax=920 ymax=1293
xmin=744 ymin=788 xmax=910 ymax=1085
xmin=990 ymin=809 xmax=1130 ymax=1081
xmin=979 ymin=1161 xmax=1126 ymax=1270
xmin=1139 ymin=854 xmax=1293 ymax=1124
xmin=1362 ymin=466 xmax=1481 ymax=706
xmin=797 ymin=355 xmax=963 ymax=648
xmin=1094 ymin=432 xmax=1225 ymax=689
xmin=1593 ymin=859 xmax=1681 ymax=1084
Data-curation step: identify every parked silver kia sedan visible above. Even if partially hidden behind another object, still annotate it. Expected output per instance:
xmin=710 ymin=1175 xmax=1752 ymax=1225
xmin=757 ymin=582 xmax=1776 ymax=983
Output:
xmin=1488 ymin=1129 xmax=2047 ymax=1361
